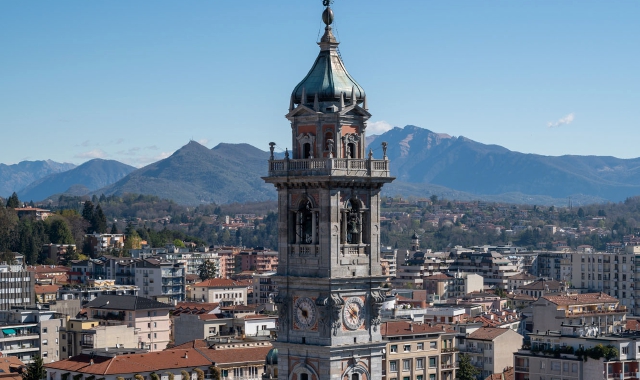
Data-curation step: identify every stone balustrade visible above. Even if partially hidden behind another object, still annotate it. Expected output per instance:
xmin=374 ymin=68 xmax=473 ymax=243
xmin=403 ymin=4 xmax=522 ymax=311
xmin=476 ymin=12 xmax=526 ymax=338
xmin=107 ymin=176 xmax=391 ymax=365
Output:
xmin=268 ymin=158 xmax=390 ymax=178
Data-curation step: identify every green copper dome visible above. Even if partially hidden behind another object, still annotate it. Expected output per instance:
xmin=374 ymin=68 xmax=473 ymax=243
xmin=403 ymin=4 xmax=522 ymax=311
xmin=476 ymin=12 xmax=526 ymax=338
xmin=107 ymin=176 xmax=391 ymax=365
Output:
xmin=265 ymin=347 xmax=278 ymax=365
xmin=292 ymin=7 xmax=365 ymax=105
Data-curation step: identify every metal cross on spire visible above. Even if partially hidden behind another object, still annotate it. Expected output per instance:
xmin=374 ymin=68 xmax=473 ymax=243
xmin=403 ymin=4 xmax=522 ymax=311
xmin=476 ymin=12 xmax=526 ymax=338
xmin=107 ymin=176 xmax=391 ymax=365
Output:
xmin=323 ymin=0 xmax=333 ymax=7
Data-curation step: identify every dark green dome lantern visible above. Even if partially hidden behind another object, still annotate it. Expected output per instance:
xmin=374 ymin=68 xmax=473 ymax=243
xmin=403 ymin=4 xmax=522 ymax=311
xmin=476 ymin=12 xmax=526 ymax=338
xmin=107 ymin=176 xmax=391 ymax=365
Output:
xmin=291 ymin=3 xmax=366 ymax=106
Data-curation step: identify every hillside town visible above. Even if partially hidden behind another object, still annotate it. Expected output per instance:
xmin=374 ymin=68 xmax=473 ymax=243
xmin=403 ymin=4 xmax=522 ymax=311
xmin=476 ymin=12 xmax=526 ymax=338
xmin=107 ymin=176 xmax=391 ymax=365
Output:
xmin=2 ymin=197 xmax=640 ymax=380
xmin=1 ymin=1 xmax=638 ymax=380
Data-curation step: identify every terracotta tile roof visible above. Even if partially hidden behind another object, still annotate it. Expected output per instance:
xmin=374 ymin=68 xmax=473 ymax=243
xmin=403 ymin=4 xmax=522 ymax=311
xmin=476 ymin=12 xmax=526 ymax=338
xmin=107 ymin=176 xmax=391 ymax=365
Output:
xmin=467 ymin=327 xmax=511 ymax=341
xmin=507 ymin=293 xmax=536 ymax=301
xmin=424 ymin=273 xmax=451 ymax=280
xmin=26 ymin=265 xmax=70 ymax=274
xmin=381 ymin=321 xmax=452 ymax=337
xmin=202 ymin=345 xmax=272 ymax=366
xmin=0 ymin=356 xmax=25 ymax=380
xmin=193 ymin=279 xmax=244 ymax=288
xmin=542 ymin=292 xmax=618 ymax=306
xmin=172 ymin=339 xmax=210 ymax=350
xmin=198 ymin=314 xmax=225 ymax=321
xmin=35 ymin=284 xmax=60 ymax=294
xmin=508 ymin=272 xmax=537 ymax=281
xmin=173 ymin=302 xmax=219 ymax=315
xmin=45 ymin=349 xmax=212 ymax=375
xmin=485 ymin=367 xmax=514 ymax=380
xmin=626 ymin=319 xmax=640 ymax=331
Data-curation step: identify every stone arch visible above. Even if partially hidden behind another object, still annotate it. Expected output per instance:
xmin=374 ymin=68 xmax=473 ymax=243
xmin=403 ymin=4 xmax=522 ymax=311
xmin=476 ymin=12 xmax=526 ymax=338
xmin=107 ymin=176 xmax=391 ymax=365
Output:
xmin=289 ymin=362 xmax=319 ymax=380
xmin=341 ymin=363 xmax=370 ymax=380
xmin=295 ymin=197 xmax=317 ymax=245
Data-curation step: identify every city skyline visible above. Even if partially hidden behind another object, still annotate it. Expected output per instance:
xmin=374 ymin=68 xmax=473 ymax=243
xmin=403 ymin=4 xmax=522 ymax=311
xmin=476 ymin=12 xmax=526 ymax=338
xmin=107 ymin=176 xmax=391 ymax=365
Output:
xmin=1 ymin=1 xmax=638 ymax=166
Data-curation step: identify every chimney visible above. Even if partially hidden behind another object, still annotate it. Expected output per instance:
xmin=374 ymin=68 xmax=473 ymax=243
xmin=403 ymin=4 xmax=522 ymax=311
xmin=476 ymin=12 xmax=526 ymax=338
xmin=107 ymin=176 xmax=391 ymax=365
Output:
xmin=90 ymin=359 xmax=94 ymax=365
xmin=410 ymin=323 xmax=414 ymax=332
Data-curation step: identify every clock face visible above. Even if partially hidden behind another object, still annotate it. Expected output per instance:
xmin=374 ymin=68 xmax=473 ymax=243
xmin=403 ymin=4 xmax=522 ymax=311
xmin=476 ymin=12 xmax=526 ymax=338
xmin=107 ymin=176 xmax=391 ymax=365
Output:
xmin=343 ymin=297 xmax=365 ymax=330
xmin=293 ymin=297 xmax=317 ymax=330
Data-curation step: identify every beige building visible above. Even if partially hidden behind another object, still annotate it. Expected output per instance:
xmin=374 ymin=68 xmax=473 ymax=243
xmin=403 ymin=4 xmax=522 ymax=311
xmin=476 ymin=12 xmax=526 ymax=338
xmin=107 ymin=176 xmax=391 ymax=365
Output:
xmin=60 ymin=318 xmax=138 ymax=359
xmin=381 ymin=321 xmax=458 ymax=380
xmin=461 ymin=327 xmax=523 ymax=379
xmin=191 ymin=278 xmax=248 ymax=305
xmin=424 ymin=272 xmax=484 ymax=302
xmin=506 ymin=272 xmax=537 ymax=292
xmin=570 ymin=245 xmax=640 ymax=313
xmin=531 ymin=292 xmax=626 ymax=334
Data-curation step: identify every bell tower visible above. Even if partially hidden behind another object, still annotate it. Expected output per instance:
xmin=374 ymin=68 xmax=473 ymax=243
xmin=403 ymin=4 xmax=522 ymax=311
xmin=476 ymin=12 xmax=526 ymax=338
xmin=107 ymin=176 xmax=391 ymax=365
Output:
xmin=263 ymin=2 xmax=394 ymax=379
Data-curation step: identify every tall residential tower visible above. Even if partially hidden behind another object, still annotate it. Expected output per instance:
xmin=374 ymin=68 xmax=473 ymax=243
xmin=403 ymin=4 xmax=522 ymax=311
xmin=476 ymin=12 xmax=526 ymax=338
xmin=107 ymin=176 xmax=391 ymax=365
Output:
xmin=263 ymin=3 xmax=393 ymax=379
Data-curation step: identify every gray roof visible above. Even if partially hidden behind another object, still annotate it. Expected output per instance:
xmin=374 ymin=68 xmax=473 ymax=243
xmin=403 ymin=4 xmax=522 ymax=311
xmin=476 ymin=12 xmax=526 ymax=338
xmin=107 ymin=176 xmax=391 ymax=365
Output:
xmin=85 ymin=295 xmax=173 ymax=311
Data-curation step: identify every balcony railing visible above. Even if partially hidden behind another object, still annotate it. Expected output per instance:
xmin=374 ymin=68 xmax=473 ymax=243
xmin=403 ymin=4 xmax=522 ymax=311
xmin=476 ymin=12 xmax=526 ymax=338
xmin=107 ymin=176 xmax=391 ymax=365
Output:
xmin=441 ymin=347 xmax=458 ymax=353
xmin=515 ymin=366 xmax=529 ymax=372
xmin=267 ymin=158 xmax=391 ymax=178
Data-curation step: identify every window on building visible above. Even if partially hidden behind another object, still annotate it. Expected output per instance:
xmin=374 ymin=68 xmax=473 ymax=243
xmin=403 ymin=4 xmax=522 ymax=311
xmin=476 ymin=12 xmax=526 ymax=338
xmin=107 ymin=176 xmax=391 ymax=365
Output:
xmin=429 ymin=357 xmax=436 ymax=368
xmin=403 ymin=344 xmax=411 ymax=352
xmin=416 ymin=358 xmax=424 ymax=369
xmin=417 ymin=342 xmax=424 ymax=350
xmin=572 ymin=363 xmax=578 ymax=372
xmin=390 ymin=345 xmax=397 ymax=353
xmin=429 ymin=375 xmax=435 ymax=380
xmin=622 ymin=346 xmax=629 ymax=355
xmin=42 ymin=340 xmax=48 ymax=345
xmin=429 ymin=341 xmax=437 ymax=349
xmin=390 ymin=361 xmax=398 ymax=372
xmin=42 ymin=328 xmax=48 ymax=334
xmin=402 ymin=360 xmax=410 ymax=371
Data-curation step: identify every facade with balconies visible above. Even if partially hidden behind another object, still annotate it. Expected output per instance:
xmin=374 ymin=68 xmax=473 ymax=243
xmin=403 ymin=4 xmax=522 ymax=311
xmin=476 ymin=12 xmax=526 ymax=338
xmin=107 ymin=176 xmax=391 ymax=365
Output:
xmin=135 ymin=258 xmax=186 ymax=302
xmin=381 ymin=321 xmax=458 ymax=380
xmin=514 ymin=326 xmax=640 ymax=380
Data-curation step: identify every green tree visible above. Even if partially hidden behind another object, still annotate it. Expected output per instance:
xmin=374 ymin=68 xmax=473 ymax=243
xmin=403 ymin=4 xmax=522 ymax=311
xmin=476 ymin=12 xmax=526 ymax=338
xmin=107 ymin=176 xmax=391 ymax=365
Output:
xmin=82 ymin=201 xmax=95 ymax=223
xmin=48 ymin=218 xmax=75 ymax=244
xmin=110 ymin=223 xmax=119 ymax=234
xmin=123 ymin=230 xmax=143 ymax=250
xmin=577 ymin=207 xmax=585 ymax=218
xmin=92 ymin=205 xmax=108 ymax=234
xmin=22 ymin=355 xmax=46 ymax=380
xmin=173 ymin=239 xmax=186 ymax=248
xmin=6 ymin=192 xmax=20 ymax=209
xmin=457 ymin=353 xmax=480 ymax=380
xmin=197 ymin=260 xmax=217 ymax=281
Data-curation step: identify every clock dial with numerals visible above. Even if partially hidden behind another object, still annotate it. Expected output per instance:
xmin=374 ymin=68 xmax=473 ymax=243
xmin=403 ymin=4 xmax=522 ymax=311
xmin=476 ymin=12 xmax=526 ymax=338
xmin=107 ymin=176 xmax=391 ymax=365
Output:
xmin=293 ymin=296 xmax=317 ymax=330
xmin=343 ymin=297 xmax=365 ymax=330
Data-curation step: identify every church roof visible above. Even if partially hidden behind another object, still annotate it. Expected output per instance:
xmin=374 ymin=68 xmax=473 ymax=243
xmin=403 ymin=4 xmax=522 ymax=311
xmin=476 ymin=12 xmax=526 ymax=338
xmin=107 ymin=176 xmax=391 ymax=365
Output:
xmin=291 ymin=6 xmax=365 ymax=105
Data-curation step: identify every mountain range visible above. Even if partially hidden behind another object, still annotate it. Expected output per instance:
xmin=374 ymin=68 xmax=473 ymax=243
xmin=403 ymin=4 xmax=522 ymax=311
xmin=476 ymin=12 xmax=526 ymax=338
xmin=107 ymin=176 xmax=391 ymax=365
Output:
xmin=3 ymin=126 xmax=640 ymax=206
xmin=18 ymin=159 xmax=136 ymax=202
xmin=0 ymin=160 xmax=76 ymax=197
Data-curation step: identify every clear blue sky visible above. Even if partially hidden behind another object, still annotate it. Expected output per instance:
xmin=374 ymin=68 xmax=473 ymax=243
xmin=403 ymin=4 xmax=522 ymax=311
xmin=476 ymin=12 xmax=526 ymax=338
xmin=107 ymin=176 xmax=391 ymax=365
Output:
xmin=1 ymin=1 xmax=639 ymax=166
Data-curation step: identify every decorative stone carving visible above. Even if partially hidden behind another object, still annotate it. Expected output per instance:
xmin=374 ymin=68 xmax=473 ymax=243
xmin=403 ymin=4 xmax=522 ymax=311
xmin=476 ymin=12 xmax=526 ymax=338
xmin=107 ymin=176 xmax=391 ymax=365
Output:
xmin=326 ymin=139 xmax=334 ymax=158
xmin=297 ymin=133 xmax=316 ymax=158
xmin=369 ymin=290 xmax=385 ymax=332
xmin=330 ymin=293 xmax=344 ymax=336
xmin=381 ymin=141 xmax=388 ymax=159
xmin=315 ymin=296 xmax=330 ymax=336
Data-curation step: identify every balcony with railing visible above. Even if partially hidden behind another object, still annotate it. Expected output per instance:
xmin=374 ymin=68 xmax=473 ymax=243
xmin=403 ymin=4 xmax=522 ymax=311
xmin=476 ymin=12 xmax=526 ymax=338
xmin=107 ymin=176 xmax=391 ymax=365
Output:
xmin=267 ymin=157 xmax=391 ymax=178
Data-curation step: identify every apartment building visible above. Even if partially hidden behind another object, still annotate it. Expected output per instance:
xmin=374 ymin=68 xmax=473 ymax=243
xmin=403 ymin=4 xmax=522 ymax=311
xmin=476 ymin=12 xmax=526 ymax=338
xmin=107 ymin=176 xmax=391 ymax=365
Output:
xmin=447 ymin=250 xmax=519 ymax=289
xmin=459 ymin=327 xmax=523 ymax=379
xmin=423 ymin=272 xmax=484 ymax=302
xmin=0 ymin=264 xmax=35 ymax=311
xmin=531 ymin=292 xmax=626 ymax=334
xmin=84 ymin=233 xmax=125 ymax=255
xmin=536 ymin=251 xmax=572 ymax=281
xmin=84 ymin=295 xmax=173 ymax=351
xmin=237 ymin=249 xmax=278 ymax=273
xmin=251 ymin=272 xmax=276 ymax=306
xmin=506 ymin=272 xmax=537 ymax=292
xmin=514 ymin=325 xmax=640 ymax=380
xmin=381 ymin=321 xmax=458 ymax=380
xmin=0 ymin=307 xmax=64 ymax=364
xmin=191 ymin=278 xmax=248 ymax=305
xmin=60 ymin=318 xmax=138 ymax=359
xmin=570 ymin=245 xmax=640 ymax=313
xmin=135 ymin=258 xmax=186 ymax=302
xmin=516 ymin=278 xmax=566 ymax=299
